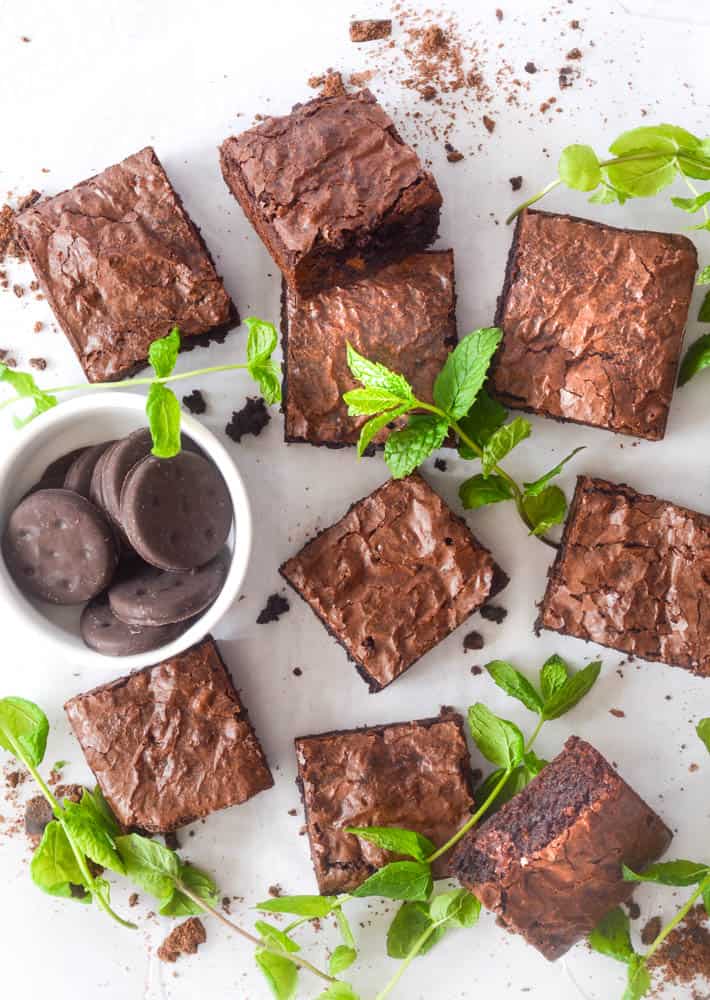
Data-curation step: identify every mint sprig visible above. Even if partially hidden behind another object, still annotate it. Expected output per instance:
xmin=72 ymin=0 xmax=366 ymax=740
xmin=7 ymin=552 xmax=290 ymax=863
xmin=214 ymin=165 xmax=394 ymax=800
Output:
xmin=344 ymin=334 xmax=584 ymax=545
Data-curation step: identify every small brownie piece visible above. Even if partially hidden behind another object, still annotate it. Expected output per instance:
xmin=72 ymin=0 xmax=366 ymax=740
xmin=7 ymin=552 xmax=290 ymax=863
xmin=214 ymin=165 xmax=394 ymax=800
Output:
xmin=280 ymin=474 xmax=506 ymax=691
xmin=350 ymin=18 xmax=392 ymax=42
xmin=451 ymin=736 xmax=672 ymax=960
xmin=16 ymin=147 xmax=238 ymax=383
xmin=296 ymin=712 xmax=474 ymax=894
xmin=220 ymin=89 xmax=442 ymax=297
xmin=538 ymin=475 xmax=710 ymax=676
xmin=64 ymin=635 xmax=273 ymax=831
xmin=490 ymin=210 xmax=697 ymax=440
xmin=282 ymin=251 xmax=457 ymax=446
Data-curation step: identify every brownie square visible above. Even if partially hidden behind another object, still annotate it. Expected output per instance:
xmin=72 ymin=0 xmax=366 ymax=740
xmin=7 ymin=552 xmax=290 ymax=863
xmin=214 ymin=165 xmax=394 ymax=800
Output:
xmin=490 ymin=210 xmax=697 ymax=440
xmin=282 ymin=251 xmax=457 ymax=446
xmin=280 ymin=474 xmax=506 ymax=691
xmin=537 ymin=475 xmax=710 ymax=676
xmin=451 ymin=736 xmax=672 ymax=960
xmin=16 ymin=146 xmax=238 ymax=383
xmin=296 ymin=712 xmax=474 ymax=894
xmin=219 ymin=89 xmax=442 ymax=297
xmin=64 ymin=635 xmax=273 ymax=832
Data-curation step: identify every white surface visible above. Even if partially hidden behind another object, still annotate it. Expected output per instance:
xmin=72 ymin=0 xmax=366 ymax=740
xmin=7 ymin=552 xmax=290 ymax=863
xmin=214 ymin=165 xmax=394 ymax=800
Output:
xmin=0 ymin=1 xmax=709 ymax=998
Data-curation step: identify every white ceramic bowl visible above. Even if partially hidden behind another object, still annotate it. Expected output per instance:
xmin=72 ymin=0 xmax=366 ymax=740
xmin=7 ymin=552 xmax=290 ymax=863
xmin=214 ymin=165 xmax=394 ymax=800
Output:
xmin=0 ymin=393 xmax=252 ymax=670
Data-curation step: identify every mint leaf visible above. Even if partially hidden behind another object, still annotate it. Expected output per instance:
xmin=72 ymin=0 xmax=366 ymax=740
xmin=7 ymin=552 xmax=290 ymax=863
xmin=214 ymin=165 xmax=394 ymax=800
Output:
xmin=523 ymin=749 xmax=548 ymax=777
xmin=345 ymin=826 xmax=435 ymax=862
xmin=671 ymin=191 xmax=710 ymax=213
xmin=559 ymin=144 xmax=602 ymax=192
xmin=589 ymin=183 xmax=625 ymax=205
xmin=457 ymin=389 xmax=508 ymax=454
xmin=160 ymin=862 xmax=220 ymax=916
xmin=609 ymin=124 xmax=697 ymax=155
xmin=703 ymin=881 xmax=710 ymax=916
xmin=31 ymin=821 xmax=87 ymax=900
xmin=625 ymin=955 xmax=651 ymax=1000
xmin=115 ymin=833 xmax=179 ymax=900
xmin=255 ymin=948 xmax=298 ymax=1000
xmin=356 ymin=404 xmax=410 ymax=457
xmin=146 ymin=382 xmax=181 ymax=458
xmin=623 ymin=860 xmax=710 ymax=887
xmin=697 ymin=718 xmax=710 ymax=755
xmin=523 ymin=447 xmax=585 ymax=496
xmin=315 ymin=984 xmax=360 ymax=1000
xmin=336 ymin=909 xmax=356 ymax=949
xmin=485 ymin=660 xmax=544 ymax=714
xmin=346 ymin=343 xmax=415 ymax=401
xmin=0 ymin=696 xmax=49 ymax=767
xmin=255 ymin=921 xmax=301 ymax=954
xmin=459 ymin=473 xmax=514 ymax=510
xmin=539 ymin=654 xmax=570 ymax=702
xmin=0 ymin=364 xmax=57 ymax=428
xmin=256 ymin=895 xmax=337 ymax=918
xmin=384 ymin=414 xmax=448 ymax=478
xmin=352 ymin=860 xmax=433 ymax=902
xmin=62 ymin=798 xmax=125 ymax=875
xmin=605 ymin=153 xmax=677 ymax=198
xmin=429 ymin=889 xmax=480 ymax=929
xmin=433 ymin=327 xmax=502 ymax=420
xmin=387 ymin=902 xmax=441 ymax=958
xmin=678 ymin=334 xmax=710 ymax=385
xmin=699 ymin=291 xmax=710 ymax=323
xmin=481 ymin=416 xmax=531 ymax=475
xmin=329 ymin=945 xmax=357 ymax=975
xmin=541 ymin=661 xmax=601 ymax=719
xmin=343 ymin=387 xmax=410 ymax=415
xmin=467 ymin=703 xmax=524 ymax=769
xmin=148 ymin=327 xmax=181 ymax=379
xmin=474 ymin=766 xmax=530 ymax=815
xmin=87 ymin=786 xmax=121 ymax=839
xmin=522 ymin=484 xmax=567 ymax=536
xmin=697 ymin=266 xmax=710 ymax=285
xmin=588 ymin=907 xmax=635 ymax=964
xmin=245 ymin=317 xmax=282 ymax=404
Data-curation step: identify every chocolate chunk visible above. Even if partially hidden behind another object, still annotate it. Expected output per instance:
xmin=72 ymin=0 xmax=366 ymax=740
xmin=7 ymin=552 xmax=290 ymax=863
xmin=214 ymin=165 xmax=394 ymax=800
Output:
xmin=463 ymin=630 xmax=484 ymax=651
xmin=434 ymin=457 xmax=448 ymax=471
xmin=80 ymin=597 xmax=189 ymax=656
xmin=63 ymin=441 xmax=114 ymax=498
xmin=24 ymin=795 xmax=54 ymax=841
xmin=225 ymin=397 xmax=270 ymax=443
xmin=182 ymin=389 xmax=206 ymax=414
xmin=509 ymin=176 xmax=523 ymax=191
xmin=479 ymin=604 xmax=507 ymax=624
xmin=157 ymin=917 xmax=206 ymax=963
xmin=108 ymin=550 xmax=229 ymax=626
xmin=524 ymin=61 xmax=537 ymax=73
xmin=641 ymin=916 xmax=663 ymax=945
xmin=256 ymin=593 xmax=290 ymax=624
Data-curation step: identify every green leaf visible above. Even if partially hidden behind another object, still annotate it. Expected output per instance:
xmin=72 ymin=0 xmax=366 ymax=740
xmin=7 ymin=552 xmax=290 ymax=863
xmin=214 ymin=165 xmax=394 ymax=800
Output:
xmin=459 ymin=473 xmax=514 ymax=510
xmin=256 ymin=895 xmax=337 ymax=918
xmin=250 ymin=359 xmax=282 ymax=405
xmin=387 ymin=902 xmax=441 ymax=958
xmin=343 ymin=387 xmax=410 ymax=416
xmin=588 ymin=907 xmax=635 ymax=964
xmin=245 ymin=319 xmax=282 ymax=404
xmin=699 ymin=291 xmax=710 ymax=323
xmin=624 ymin=955 xmax=651 ymax=1000
xmin=610 ymin=124 xmax=699 ymax=155
xmin=467 ymin=703 xmax=524 ymax=769
xmin=336 ymin=909 xmax=356 ymax=949
xmin=315 ymin=984 xmax=360 ymax=1000
xmin=697 ymin=718 xmax=710 ymax=755
xmin=539 ymin=654 xmax=570 ymax=701
xmin=346 ymin=342 xmax=415 ymax=401
xmin=87 ymin=786 xmax=121 ymax=839
xmin=485 ymin=661 xmax=544 ymax=714
xmin=671 ymin=191 xmax=710 ymax=213
xmin=429 ymin=889 xmax=480 ymax=929
xmin=345 ymin=826 xmax=435 ymax=862
xmin=31 ymin=820 xmax=86 ymax=899
xmin=255 ymin=921 xmax=301 ymax=954
xmin=523 ymin=447 xmax=585 ymax=496
xmin=115 ymin=833 xmax=179 ymax=901
xmin=541 ymin=661 xmax=602 ymax=720
xmin=384 ymin=414 xmax=448 ymax=478
xmin=146 ymin=382 xmax=181 ymax=458
xmin=474 ymin=766 xmax=530 ymax=815
xmin=329 ymin=945 xmax=357 ymax=975
xmin=0 ymin=697 xmax=49 ymax=767
xmin=523 ymin=749 xmax=548 ymax=777
xmin=703 ymin=881 xmax=710 ymax=916
xmin=605 ymin=153 xmax=677 ymax=198
xmin=522 ymin=484 xmax=567 ymax=536
xmin=148 ymin=327 xmax=181 ymax=379
xmin=623 ymin=860 xmax=710 ymax=887
xmin=159 ymin=862 xmax=220 ymax=916
xmin=678 ymin=334 xmax=710 ymax=385
xmin=481 ymin=417 xmax=531 ymax=475
xmin=0 ymin=364 xmax=57 ymax=428
xmin=690 ymin=219 xmax=710 ymax=233
xmin=62 ymin=798 xmax=125 ymax=875
xmin=678 ymin=154 xmax=710 ymax=181
xmin=255 ymin=948 xmax=298 ymax=1000
xmin=352 ymin=860 xmax=433 ymax=902
xmin=697 ymin=266 xmax=710 ymax=285
xmin=433 ymin=327 xmax=503 ymax=420
xmin=457 ymin=389 xmax=508 ymax=455
xmin=559 ymin=144 xmax=602 ymax=192
xmin=589 ymin=184 xmax=624 ymax=205
xmin=355 ymin=404 xmax=410 ymax=457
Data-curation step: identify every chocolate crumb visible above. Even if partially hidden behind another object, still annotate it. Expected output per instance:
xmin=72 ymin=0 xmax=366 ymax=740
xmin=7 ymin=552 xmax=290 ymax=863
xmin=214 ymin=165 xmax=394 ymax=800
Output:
xmin=24 ymin=796 xmax=54 ymax=842
xmin=292 ymin=667 xmax=303 ymax=677
xmin=157 ymin=918 xmax=206 ymax=963
xmin=566 ymin=47 xmax=582 ymax=60
xmin=509 ymin=175 xmax=523 ymax=191
xmin=648 ymin=906 xmax=710 ymax=989
xmin=641 ymin=916 xmax=662 ymax=945
xmin=6 ymin=770 xmax=23 ymax=789
xmin=225 ymin=397 xmax=270 ymax=443
xmin=421 ymin=85 xmax=437 ymax=101
xmin=256 ymin=593 xmax=290 ymax=625
xmin=183 ymin=389 xmax=206 ymax=414
xmin=482 ymin=114 xmax=496 ymax=133
xmin=128 ymin=893 xmax=139 ymax=907
xmin=558 ymin=65 xmax=574 ymax=89
xmin=12 ymin=284 xmax=24 ymax=298
xmin=569 ymin=19 xmax=581 ymax=29
xmin=524 ymin=61 xmax=538 ymax=74
xmin=221 ymin=896 xmax=232 ymax=914
xmin=268 ymin=884 xmax=282 ymax=898
xmin=349 ymin=70 xmax=374 ymax=88
xmin=350 ymin=19 xmax=392 ymax=43
xmin=445 ymin=146 xmax=464 ymax=162
xmin=33 ymin=321 xmax=43 ymax=333
xmin=288 ymin=808 xmax=298 ymax=816
xmin=471 ymin=665 xmax=483 ymax=675
xmin=479 ymin=604 xmax=507 ymax=624
xmin=320 ymin=70 xmax=347 ymax=98
xmin=29 ymin=357 xmax=47 ymax=371
xmin=463 ymin=630 xmax=484 ymax=652
xmin=690 ymin=762 xmax=699 ymax=773
xmin=609 ymin=708 xmax=626 ymax=719
xmin=434 ymin=458 xmax=448 ymax=472
xmin=164 ymin=831 xmax=180 ymax=851
xmin=421 ymin=25 xmax=448 ymax=54
xmin=495 ymin=9 xmax=503 ymax=21
xmin=627 ymin=901 xmax=641 ymax=920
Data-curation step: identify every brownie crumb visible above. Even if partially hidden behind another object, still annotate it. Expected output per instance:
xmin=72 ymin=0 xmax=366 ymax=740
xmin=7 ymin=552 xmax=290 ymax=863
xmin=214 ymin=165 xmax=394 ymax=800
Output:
xmin=157 ymin=917 xmax=206 ymax=963
xmin=183 ymin=389 xmax=207 ymax=414
xmin=221 ymin=896 xmax=232 ymax=914
xmin=558 ymin=65 xmax=575 ymax=89
xmin=524 ymin=61 xmax=538 ymax=73
xmin=24 ymin=796 xmax=53 ymax=842
xmin=445 ymin=144 xmax=464 ymax=162
xmin=482 ymin=114 xmax=496 ymax=134
xmin=12 ymin=284 xmax=24 ymax=298
xmin=225 ymin=397 xmax=270 ymax=443
xmin=29 ymin=357 xmax=47 ymax=371
xmin=566 ymin=47 xmax=582 ymax=60
xmin=256 ymin=593 xmax=290 ymax=625
xmin=627 ymin=901 xmax=641 ymax=920
xmin=641 ymin=915 xmax=662 ymax=945
xmin=422 ymin=25 xmax=448 ymax=54
xmin=479 ymin=604 xmax=507 ymax=624
xmin=33 ymin=321 xmax=43 ymax=333
xmin=609 ymin=708 xmax=626 ymax=719
xmin=463 ymin=630 xmax=484 ymax=652
xmin=292 ymin=667 xmax=303 ymax=677
xmin=421 ymin=84 xmax=437 ymax=101
xmin=164 ymin=831 xmax=180 ymax=851
xmin=5 ymin=770 xmax=23 ymax=789
xmin=570 ymin=19 xmax=581 ymax=28
xmin=495 ymin=9 xmax=503 ymax=21
xmin=509 ymin=175 xmax=523 ymax=191
xmin=349 ymin=70 xmax=375 ymax=87
xmin=648 ymin=907 xmax=710 ymax=989
xmin=434 ymin=457 xmax=448 ymax=472
xmin=350 ymin=18 xmax=392 ymax=43
xmin=0 ymin=192 xmax=40 ymax=263
xmin=320 ymin=70 xmax=347 ymax=98
xmin=128 ymin=893 xmax=139 ymax=907
xmin=471 ymin=665 xmax=483 ymax=676
xmin=268 ymin=884 xmax=282 ymax=898
xmin=288 ymin=808 xmax=298 ymax=816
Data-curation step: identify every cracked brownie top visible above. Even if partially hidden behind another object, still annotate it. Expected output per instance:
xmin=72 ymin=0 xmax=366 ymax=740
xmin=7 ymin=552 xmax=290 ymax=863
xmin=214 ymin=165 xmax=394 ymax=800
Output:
xmin=491 ymin=209 xmax=697 ymax=440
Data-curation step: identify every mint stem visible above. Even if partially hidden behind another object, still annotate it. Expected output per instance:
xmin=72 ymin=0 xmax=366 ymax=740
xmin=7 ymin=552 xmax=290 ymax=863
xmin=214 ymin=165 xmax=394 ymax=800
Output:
xmin=643 ymin=876 xmax=709 ymax=964
xmin=375 ymin=923 xmax=439 ymax=1000
xmin=425 ymin=767 xmax=512 ymax=865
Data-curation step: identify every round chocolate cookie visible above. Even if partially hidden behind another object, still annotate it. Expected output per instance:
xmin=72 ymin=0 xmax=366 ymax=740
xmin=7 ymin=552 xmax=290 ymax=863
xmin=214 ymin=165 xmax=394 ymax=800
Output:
xmin=63 ymin=441 xmax=114 ymax=498
xmin=29 ymin=448 xmax=87 ymax=495
xmin=108 ymin=549 xmax=229 ymax=626
xmin=81 ymin=597 xmax=188 ymax=656
xmin=89 ymin=444 xmax=115 ymax=512
xmin=120 ymin=451 xmax=232 ymax=571
xmin=2 ymin=489 xmax=118 ymax=604
xmin=101 ymin=429 xmax=153 ymax=526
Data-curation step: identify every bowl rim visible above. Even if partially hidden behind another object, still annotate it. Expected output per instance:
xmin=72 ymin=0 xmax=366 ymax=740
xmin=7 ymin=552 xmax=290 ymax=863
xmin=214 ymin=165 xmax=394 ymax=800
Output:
xmin=0 ymin=392 xmax=252 ymax=671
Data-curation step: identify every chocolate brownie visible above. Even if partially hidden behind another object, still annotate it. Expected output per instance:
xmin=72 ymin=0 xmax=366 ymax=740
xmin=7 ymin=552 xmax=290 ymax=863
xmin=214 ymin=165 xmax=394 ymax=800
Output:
xmin=296 ymin=712 xmax=474 ymax=894
xmin=280 ymin=474 xmax=506 ymax=691
xmin=64 ymin=636 xmax=273 ymax=831
xmin=490 ymin=210 xmax=697 ymax=440
xmin=282 ymin=251 xmax=457 ymax=446
xmin=537 ymin=475 xmax=710 ymax=676
xmin=219 ymin=89 xmax=442 ymax=297
xmin=16 ymin=147 xmax=238 ymax=382
xmin=451 ymin=736 xmax=672 ymax=960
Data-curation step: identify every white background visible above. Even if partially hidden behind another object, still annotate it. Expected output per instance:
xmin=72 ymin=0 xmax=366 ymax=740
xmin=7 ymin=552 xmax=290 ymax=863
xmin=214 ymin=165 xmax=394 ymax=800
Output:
xmin=1 ymin=0 xmax=709 ymax=997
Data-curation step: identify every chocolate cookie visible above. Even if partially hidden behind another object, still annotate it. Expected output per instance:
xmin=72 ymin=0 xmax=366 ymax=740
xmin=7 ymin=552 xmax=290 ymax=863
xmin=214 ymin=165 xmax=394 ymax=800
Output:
xmin=108 ymin=549 xmax=229 ymax=626
xmin=101 ymin=430 xmax=153 ymax=527
xmin=3 ymin=489 xmax=118 ymax=604
xmin=81 ymin=597 xmax=188 ymax=656
xmin=30 ymin=448 xmax=87 ymax=494
xmin=120 ymin=452 xmax=232 ymax=571
xmin=63 ymin=442 xmax=114 ymax=498
xmin=89 ymin=445 xmax=114 ymax=512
